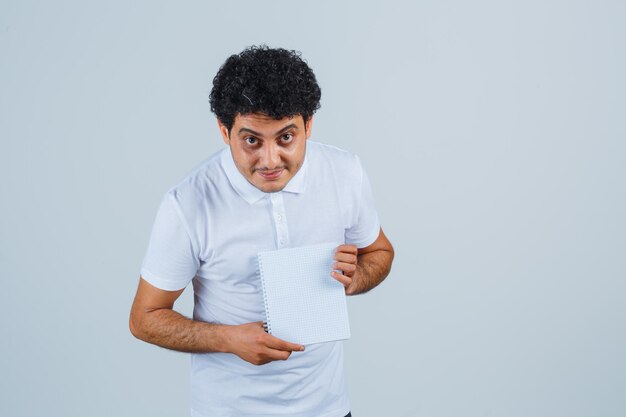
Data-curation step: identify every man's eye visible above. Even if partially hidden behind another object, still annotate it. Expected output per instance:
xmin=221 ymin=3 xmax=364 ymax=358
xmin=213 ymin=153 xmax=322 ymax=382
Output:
xmin=281 ymin=134 xmax=293 ymax=142
xmin=245 ymin=137 xmax=257 ymax=145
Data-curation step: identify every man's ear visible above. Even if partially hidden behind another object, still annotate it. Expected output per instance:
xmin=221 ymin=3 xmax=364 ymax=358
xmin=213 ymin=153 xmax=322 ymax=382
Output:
xmin=305 ymin=116 xmax=313 ymax=139
xmin=217 ymin=119 xmax=230 ymax=145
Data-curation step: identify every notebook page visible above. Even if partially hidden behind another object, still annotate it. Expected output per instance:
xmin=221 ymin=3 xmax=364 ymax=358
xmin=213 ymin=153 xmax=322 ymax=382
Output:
xmin=257 ymin=242 xmax=351 ymax=345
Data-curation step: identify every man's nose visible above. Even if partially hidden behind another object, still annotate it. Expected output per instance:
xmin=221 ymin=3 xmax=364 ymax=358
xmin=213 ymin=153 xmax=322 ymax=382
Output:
xmin=260 ymin=143 xmax=281 ymax=169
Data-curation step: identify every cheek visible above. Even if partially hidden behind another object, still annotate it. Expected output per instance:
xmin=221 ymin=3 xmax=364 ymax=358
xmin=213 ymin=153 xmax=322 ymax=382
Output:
xmin=294 ymin=145 xmax=307 ymax=163
xmin=284 ymin=142 xmax=305 ymax=159
xmin=247 ymin=151 xmax=264 ymax=170
xmin=232 ymin=148 xmax=256 ymax=170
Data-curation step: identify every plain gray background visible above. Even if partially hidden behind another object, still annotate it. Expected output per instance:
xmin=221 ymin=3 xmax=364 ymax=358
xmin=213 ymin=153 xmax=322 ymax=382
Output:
xmin=1 ymin=0 xmax=625 ymax=416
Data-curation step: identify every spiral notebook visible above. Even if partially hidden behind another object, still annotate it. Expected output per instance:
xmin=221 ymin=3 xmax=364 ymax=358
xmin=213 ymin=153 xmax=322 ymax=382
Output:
xmin=257 ymin=242 xmax=351 ymax=346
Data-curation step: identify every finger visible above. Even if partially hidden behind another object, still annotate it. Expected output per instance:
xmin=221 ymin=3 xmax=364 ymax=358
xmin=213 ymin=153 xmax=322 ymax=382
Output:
xmin=333 ymin=261 xmax=356 ymax=275
xmin=262 ymin=348 xmax=292 ymax=362
xmin=264 ymin=334 xmax=305 ymax=352
xmin=252 ymin=349 xmax=291 ymax=365
xmin=334 ymin=252 xmax=357 ymax=264
xmin=335 ymin=244 xmax=358 ymax=255
xmin=251 ymin=321 xmax=269 ymax=332
xmin=331 ymin=270 xmax=352 ymax=287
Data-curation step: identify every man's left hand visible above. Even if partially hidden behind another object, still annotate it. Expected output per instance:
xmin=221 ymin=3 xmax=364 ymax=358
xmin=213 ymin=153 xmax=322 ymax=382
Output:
xmin=331 ymin=244 xmax=359 ymax=295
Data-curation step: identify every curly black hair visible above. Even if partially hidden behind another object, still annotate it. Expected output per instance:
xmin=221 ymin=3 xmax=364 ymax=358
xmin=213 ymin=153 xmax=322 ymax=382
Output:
xmin=209 ymin=45 xmax=321 ymax=133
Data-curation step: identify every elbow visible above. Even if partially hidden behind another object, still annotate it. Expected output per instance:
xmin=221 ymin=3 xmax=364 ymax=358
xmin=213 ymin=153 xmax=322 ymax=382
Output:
xmin=383 ymin=245 xmax=395 ymax=280
xmin=129 ymin=315 xmax=139 ymax=339
xmin=385 ymin=242 xmax=395 ymax=271
xmin=129 ymin=310 xmax=145 ymax=340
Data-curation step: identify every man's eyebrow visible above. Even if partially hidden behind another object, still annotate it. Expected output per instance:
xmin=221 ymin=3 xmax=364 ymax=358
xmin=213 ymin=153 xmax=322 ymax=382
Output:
xmin=237 ymin=124 xmax=299 ymax=137
xmin=274 ymin=124 xmax=298 ymax=136
xmin=237 ymin=127 xmax=260 ymax=136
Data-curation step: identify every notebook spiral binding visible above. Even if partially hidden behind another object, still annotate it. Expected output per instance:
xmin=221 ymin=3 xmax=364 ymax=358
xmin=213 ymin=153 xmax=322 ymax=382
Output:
xmin=257 ymin=254 xmax=272 ymax=334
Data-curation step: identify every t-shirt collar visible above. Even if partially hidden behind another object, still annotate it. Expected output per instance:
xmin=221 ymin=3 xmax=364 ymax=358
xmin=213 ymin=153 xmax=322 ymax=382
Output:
xmin=220 ymin=146 xmax=308 ymax=205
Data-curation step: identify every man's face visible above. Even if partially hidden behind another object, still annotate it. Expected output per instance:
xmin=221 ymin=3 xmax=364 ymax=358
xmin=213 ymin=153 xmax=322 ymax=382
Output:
xmin=219 ymin=113 xmax=313 ymax=193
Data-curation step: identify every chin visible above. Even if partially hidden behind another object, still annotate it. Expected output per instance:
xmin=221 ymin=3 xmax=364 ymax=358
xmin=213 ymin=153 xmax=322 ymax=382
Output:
xmin=251 ymin=174 xmax=289 ymax=193
xmin=258 ymin=183 xmax=286 ymax=193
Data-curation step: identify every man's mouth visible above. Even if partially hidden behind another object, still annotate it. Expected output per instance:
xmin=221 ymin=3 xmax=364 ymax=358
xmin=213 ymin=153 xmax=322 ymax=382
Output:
xmin=257 ymin=168 xmax=284 ymax=180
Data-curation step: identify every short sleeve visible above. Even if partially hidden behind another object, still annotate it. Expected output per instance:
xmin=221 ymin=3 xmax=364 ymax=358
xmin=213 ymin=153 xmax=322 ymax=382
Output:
xmin=345 ymin=156 xmax=381 ymax=248
xmin=140 ymin=191 xmax=200 ymax=291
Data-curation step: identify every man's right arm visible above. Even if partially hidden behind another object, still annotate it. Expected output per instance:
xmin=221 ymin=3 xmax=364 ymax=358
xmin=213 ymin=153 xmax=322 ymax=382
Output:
xmin=129 ymin=277 xmax=304 ymax=365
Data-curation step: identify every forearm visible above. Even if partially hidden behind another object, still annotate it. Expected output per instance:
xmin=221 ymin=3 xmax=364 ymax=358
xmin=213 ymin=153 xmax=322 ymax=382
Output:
xmin=131 ymin=309 xmax=304 ymax=365
xmin=131 ymin=308 xmax=229 ymax=354
xmin=348 ymin=249 xmax=394 ymax=295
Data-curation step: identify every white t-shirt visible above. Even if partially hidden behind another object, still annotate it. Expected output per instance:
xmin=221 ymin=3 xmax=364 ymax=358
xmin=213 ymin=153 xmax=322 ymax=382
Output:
xmin=140 ymin=140 xmax=380 ymax=417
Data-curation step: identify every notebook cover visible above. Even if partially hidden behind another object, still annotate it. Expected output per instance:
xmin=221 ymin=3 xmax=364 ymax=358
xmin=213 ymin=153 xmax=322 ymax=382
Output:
xmin=257 ymin=242 xmax=351 ymax=345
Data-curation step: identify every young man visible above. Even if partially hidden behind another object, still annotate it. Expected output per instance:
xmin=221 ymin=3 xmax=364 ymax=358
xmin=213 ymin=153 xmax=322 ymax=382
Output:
xmin=130 ymin=45 xmax=394 ymax=417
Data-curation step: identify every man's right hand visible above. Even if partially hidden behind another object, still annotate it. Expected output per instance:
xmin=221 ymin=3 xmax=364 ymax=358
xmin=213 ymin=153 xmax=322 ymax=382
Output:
xmin=224 ymin=322 xmax=305 ymax=366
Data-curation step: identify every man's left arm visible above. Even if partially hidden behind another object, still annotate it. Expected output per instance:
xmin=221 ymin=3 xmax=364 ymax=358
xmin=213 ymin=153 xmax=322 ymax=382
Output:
xmin=332 ymin=227 xmax=394 ymax=295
